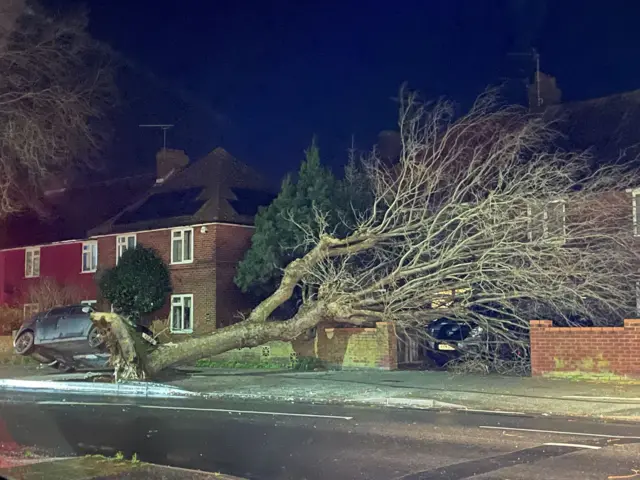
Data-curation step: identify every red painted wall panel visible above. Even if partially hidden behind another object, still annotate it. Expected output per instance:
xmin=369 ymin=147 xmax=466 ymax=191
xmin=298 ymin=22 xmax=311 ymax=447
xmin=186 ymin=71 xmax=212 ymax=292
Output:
xmin=0 ymin=242 xmax=97 ymax=307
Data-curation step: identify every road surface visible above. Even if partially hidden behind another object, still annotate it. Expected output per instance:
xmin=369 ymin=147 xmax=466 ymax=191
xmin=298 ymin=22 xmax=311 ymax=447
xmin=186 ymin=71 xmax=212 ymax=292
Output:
xmin=0 ymin=391 xmax=639 ymax=479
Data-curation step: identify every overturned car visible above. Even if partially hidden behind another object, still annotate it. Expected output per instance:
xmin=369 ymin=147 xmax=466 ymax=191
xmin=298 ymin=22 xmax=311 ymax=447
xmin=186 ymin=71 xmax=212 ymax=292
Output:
xmin=14 ymin=304 xmax=157 ymax=372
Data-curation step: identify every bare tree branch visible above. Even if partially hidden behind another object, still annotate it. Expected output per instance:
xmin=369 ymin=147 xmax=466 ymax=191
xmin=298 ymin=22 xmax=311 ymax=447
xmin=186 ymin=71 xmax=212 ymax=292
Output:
xmin=0 ymin=2 xmax=115 ymax=215
xmin=99 ymin=88 xmax=640 ymax=379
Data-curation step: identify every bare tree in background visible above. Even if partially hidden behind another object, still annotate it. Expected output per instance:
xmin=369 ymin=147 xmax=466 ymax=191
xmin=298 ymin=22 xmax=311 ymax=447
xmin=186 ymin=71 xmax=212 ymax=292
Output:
xmin=93 ymin=90 xmax=640 ymax=380
xmin=28 ymin=277 xmax=87 ymax=311
xmin=0 ymin=0 xmax=114 ymax=215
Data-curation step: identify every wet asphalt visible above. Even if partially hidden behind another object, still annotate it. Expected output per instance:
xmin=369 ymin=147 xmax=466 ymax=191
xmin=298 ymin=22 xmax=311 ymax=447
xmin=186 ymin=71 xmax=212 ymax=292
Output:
xmin=0 ymin=391 xmax=639 ymax=479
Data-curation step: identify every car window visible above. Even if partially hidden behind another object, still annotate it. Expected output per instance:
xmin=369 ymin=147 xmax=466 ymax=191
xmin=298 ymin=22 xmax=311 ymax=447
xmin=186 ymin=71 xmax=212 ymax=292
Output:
xmin=47 ymin=307 xmax=71 ymax=317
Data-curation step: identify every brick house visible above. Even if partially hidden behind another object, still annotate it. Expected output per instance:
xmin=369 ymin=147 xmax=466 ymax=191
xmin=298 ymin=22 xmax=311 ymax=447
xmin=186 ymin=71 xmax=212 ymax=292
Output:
xmin=88 ymin=148 xmax=275 ymax=334
xmin=0 ymin=174 xmax=154 ymax=318
xmin=0 ymin=147 xmax=274 ymax=336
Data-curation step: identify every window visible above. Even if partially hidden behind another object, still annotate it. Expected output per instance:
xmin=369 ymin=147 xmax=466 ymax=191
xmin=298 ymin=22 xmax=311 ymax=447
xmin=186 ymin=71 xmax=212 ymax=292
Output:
xmin=171 ymin=228 xmax=193 ymax=264
xmin=82 ymin=241 xmax=98 ymax=273
xmin=25 ymin=247 xmax=40 ymax=278
xmin=170 ymin=294 xmax=193 ymax=333
xmin=116 ymin=234 xmax=136 ymax=263
xmin=545 ymin=200 xmax=566 ymax=238
xmin=633 ymin=191 xmax=640 ymax=236
xmin=527 ymin=200 xmax=566 ymax=241
xmin=23 ymin=303 xmax=39 ymax=319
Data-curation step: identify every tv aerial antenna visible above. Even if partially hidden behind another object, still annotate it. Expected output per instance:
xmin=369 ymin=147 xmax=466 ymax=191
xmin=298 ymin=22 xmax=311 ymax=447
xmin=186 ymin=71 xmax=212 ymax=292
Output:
xmin=139 ymin=124 xmax=174 ymax=152
xmin=505 ymin=48 xmax=542 ymax=107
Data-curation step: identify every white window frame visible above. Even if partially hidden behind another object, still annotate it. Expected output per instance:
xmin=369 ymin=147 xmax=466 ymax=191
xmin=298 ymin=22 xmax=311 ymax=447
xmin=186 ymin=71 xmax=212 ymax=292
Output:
xmin=81 ymin=300 xmax=97 ymax=306
xmin=23 ymin=303 xmax=39 ymax=319
xmin=81 ymin=241 xmax=98 ymax=273
xmin=633 ymin=190 xmax=640 ymax=236
xmin=171 ymin=228 xmax=194 ymax=264
xmin=527 ymin=200 xmax=566 ymax=241
xmin=544 ymin=200 xmax=567 ymax=239
xmin=24 ymin=247 xmax=40 ymax=278
xmin=170 ymin=294 xmax=193 ymax=334
xmin=116 ymin=234 xmax=137 ymax=264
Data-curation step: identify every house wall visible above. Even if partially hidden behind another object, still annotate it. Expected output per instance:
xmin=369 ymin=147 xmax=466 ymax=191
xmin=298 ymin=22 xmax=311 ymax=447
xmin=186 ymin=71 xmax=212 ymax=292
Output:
xmin=530 ymin=319 xmax=640 ymax=377
xmin=0 ymin=242 xmax=97 ymax=309
xmin=96 ymin=222 xmax=255 ymax=334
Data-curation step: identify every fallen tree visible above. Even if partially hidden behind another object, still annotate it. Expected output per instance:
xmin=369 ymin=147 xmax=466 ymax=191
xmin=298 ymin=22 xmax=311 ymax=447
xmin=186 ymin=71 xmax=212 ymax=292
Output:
xmin=94 ymin=90 xmax=640 ymax=380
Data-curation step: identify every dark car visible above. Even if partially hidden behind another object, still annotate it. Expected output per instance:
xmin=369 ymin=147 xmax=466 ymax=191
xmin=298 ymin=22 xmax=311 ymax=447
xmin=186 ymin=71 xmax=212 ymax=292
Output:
xmin=425 ymin=318 xmax=483 ymax=366
xmin=13 ymin=304 xmax=156 ymax=371
xmin=426 ymin=318 xmax=528 ymax=366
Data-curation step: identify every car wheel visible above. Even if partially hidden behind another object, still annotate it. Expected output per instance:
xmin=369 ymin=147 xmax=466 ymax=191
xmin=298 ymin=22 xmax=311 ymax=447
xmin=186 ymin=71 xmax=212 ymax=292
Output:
xmin=87 ymin=326 xmax=105 ymax=349
xmin=14 ymin=330 xmax=35 ymax=355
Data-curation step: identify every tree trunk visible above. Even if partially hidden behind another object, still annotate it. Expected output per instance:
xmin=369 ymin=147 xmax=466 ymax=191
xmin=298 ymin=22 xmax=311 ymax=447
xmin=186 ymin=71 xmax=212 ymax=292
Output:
xmin=94 ymin=302 xmax=328 ymax=380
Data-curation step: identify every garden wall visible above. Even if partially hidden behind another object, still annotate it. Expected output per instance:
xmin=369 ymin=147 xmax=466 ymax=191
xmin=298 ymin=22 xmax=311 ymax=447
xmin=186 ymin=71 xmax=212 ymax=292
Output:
xmin=530 ymin=319 xmax=640 ymax=377
xmin=202 ymin=322 xmax=398 ymax=370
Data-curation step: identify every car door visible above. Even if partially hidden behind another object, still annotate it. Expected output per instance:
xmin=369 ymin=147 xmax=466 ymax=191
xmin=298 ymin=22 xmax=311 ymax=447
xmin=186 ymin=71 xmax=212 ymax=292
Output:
xmin=54 ymin=306 xmax=88 ymax=349
xmin=35 ymin=308 xmax=66 ymax=344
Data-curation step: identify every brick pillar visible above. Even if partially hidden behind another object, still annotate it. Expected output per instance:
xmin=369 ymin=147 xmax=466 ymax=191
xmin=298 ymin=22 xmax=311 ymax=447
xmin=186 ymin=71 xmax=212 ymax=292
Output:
xmin=529 ymin=320 xmax=553 ymax=376
xmin=375 ymin=322 xmax=398 ymax=370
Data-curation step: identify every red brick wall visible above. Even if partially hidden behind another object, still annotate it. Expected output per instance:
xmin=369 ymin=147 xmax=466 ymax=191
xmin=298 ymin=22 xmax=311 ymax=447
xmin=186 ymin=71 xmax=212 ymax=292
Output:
xmin=214 ymin=224 xmax=256 ymax=328
xmin=96 ymin=222 xmax=255 ymax=334
xmin=530 ymin=319 xmax=640 ymax=377
xmin=315 ymin=322 xmax=398 ymax=370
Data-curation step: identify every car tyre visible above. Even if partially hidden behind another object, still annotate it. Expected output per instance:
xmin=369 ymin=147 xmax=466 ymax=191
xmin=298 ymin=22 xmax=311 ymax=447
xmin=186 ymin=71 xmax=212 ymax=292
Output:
xmin=87 ymin=326 xmax=105 ymax=349
xmin=14 ymin=330 xmax=35 ymax=355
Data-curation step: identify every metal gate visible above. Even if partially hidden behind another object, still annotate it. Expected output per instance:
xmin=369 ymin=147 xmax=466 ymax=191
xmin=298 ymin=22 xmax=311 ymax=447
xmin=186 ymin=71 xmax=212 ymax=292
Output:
xmin=397 ymin=331 xmax=421 ymax=365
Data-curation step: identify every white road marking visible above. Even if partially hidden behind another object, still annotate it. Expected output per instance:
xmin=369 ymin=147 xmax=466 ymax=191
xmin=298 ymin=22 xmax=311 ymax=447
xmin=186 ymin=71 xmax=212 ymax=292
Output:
xmin=38 ymin=401 xmax=353 ymax=420
xmin=39 ymin=401 xmax=128 ymax=407
xmin=139 ymin=405 xmax=354 ymax=420
xmin=543 ymin=442 xmax=601 ymax=450
xmin=462 ymin=408 xmax=526 ymax=415
xmin=562 ymin=395 xmax=640 ymax=401
xmin=479 ymin=425 xmax=640 ymax=439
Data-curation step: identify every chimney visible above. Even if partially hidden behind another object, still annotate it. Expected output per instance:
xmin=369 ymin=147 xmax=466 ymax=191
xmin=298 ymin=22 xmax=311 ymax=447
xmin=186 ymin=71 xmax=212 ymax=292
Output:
xmin=528 ymin=71 xmax=562 ymax=111
xmin=156 ymin=148 xmax=189 ymax=184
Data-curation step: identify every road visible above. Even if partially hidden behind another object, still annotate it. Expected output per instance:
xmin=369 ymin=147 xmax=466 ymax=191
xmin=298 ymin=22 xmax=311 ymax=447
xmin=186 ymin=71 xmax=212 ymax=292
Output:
xmin=0 ymin=391 xmax=639 ymax=479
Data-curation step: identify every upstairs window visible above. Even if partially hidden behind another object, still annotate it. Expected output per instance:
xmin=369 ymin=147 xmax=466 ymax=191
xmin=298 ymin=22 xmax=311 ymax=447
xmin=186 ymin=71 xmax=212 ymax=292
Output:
xmin=527 ymin=200 xmax=566 ymax=242
xmin=116 ymin=234 xmax=136 ymax=263
xmin=25 ymin=247 xmax=40 ymax=278
xmin=82 ymin=242 xmax=98 ymax=273
xmin=171 ymin=228 xmax=193 ymax=264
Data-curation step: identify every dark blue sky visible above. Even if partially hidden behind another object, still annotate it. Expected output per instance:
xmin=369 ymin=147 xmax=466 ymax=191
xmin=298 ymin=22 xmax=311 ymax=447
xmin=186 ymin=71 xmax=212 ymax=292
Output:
xmin=43 ymin=0 xmax=640 ymax=180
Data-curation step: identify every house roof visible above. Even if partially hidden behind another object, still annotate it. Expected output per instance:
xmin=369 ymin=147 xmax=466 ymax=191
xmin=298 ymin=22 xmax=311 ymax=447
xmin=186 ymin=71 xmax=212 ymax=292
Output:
xmin=0 ymin=174 xmax=155 ymax=250
xmin=544 ymin=89 xmax=640 ymax=167
xmin=89 ymin=147 xmax=276 ymax=236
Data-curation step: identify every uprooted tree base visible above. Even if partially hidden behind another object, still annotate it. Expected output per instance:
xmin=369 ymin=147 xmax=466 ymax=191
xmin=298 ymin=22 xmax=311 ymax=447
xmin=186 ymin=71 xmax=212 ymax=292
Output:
xmin=91 ymin=303 xmax=329 ymax=381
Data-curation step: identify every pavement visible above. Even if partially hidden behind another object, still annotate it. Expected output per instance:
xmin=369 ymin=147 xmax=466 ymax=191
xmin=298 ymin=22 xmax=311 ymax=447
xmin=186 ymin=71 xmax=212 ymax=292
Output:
xmin=5 ymin=364 xmax=640 ymax=421
xmin=1 ymin=391 xmax=640 ymax=479
xmin=165 ymin=368 xmax=640 ymax=421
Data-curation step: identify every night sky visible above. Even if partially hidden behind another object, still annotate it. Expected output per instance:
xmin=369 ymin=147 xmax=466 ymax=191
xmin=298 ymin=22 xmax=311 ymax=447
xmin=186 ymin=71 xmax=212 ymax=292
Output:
xmin=41 ymin=0 xmax=640 ymax=181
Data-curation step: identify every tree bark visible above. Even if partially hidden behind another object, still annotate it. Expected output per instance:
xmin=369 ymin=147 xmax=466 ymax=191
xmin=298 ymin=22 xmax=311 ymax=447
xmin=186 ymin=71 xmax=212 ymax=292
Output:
xmin=94 ymin=302 xmax=329 ymax=380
